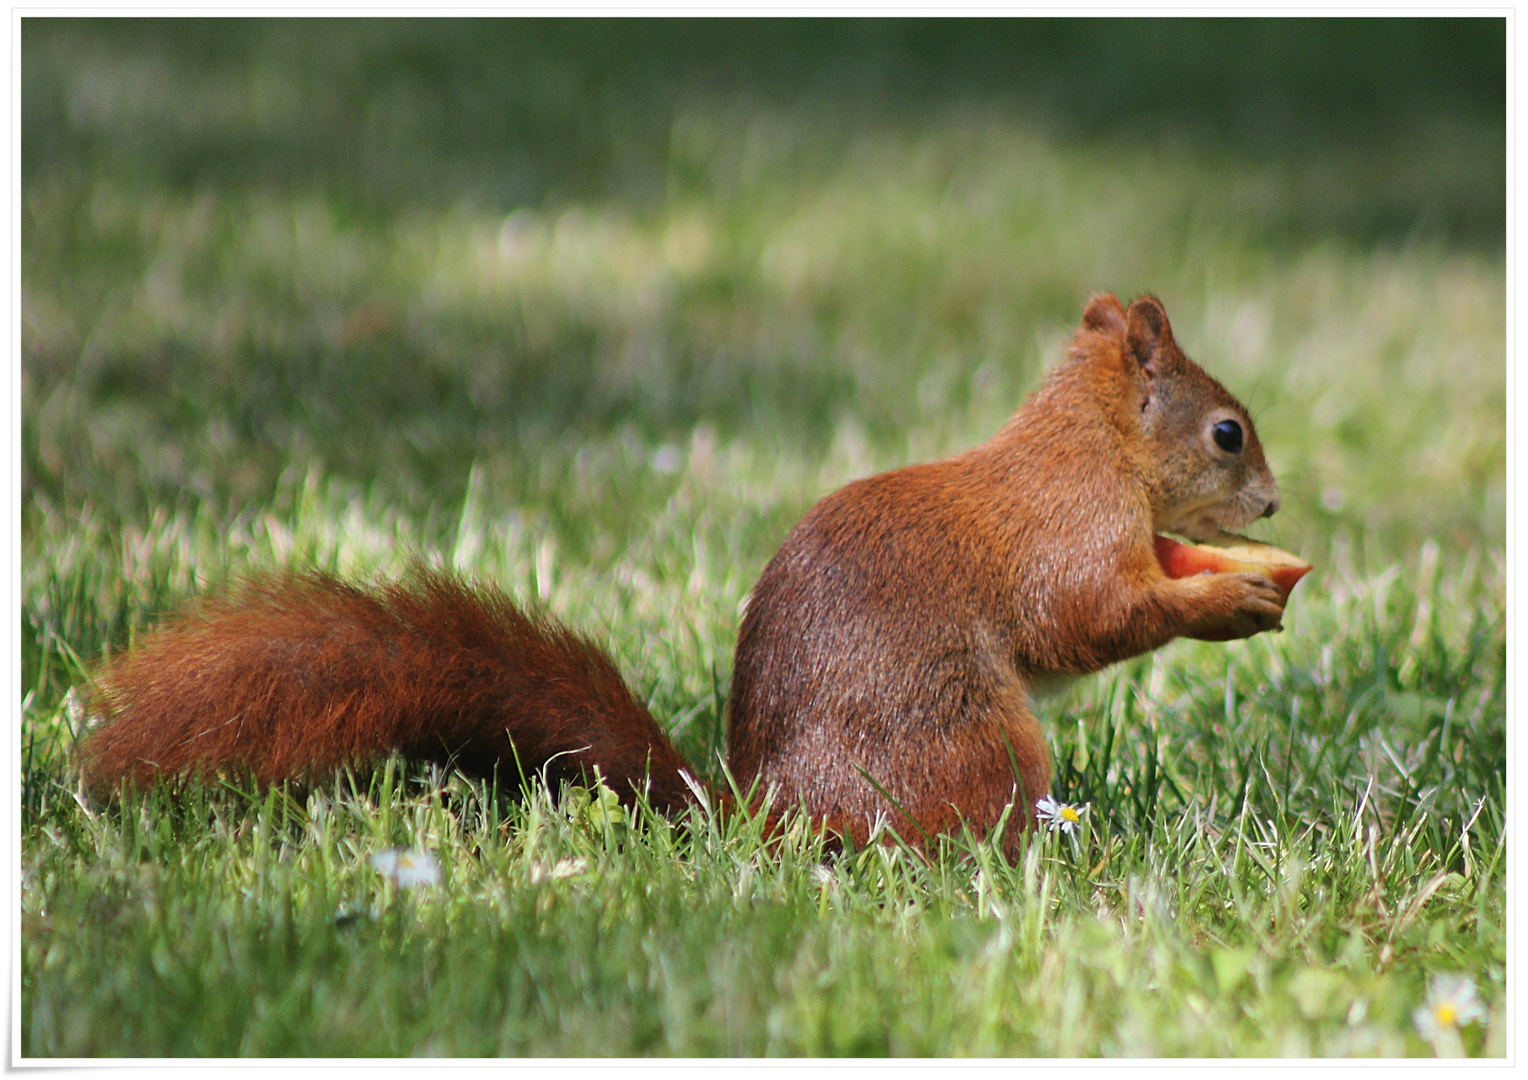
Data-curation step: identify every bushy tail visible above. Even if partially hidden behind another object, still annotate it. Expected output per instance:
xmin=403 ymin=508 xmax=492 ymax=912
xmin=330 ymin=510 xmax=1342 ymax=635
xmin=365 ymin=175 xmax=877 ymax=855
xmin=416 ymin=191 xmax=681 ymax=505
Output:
xmin=77 ymin=568 xmax=706 ymax=812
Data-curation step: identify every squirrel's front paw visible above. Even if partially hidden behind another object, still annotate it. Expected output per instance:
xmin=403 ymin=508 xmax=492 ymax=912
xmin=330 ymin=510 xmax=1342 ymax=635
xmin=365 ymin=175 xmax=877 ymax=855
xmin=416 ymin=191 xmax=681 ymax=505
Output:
xmin=1180 ymin=572 xmax=1285 ymax=641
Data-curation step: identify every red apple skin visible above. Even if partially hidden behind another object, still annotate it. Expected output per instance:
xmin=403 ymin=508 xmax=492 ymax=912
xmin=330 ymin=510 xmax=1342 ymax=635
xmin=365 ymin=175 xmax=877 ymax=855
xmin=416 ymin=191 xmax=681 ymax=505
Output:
xmin=1153 ymin=534 xmax=1312 ymax=602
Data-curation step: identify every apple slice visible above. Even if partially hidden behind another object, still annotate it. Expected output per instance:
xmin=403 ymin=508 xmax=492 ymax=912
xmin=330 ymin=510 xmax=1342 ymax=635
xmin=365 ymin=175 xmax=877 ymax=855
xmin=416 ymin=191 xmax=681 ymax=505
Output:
xmin=1153 ymin=532 xmax=1312 ymax=602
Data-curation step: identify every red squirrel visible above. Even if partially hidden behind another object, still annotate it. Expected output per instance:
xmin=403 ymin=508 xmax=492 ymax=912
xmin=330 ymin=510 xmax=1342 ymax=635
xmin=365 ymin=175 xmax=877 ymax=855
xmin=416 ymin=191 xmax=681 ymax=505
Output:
xmin=77 ymin=294 xmax=1285 ymax=857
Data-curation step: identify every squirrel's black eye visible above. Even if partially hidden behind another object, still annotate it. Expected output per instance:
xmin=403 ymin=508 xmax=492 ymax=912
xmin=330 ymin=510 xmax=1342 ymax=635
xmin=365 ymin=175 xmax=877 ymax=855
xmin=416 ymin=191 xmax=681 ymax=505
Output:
xmin=1212 ymin=419 xmax=1244 ymax=454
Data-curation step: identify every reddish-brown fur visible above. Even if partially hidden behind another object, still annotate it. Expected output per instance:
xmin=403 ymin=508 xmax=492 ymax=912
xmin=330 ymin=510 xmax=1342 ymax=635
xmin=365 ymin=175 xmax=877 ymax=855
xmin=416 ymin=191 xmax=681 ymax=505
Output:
xmin=79 ymin=570 xmax=699 ymax=813
xmin=79 ymin=295 xmax=1286 ymax=859
xmin=728 ymin=295 xmax=1283 ymax=857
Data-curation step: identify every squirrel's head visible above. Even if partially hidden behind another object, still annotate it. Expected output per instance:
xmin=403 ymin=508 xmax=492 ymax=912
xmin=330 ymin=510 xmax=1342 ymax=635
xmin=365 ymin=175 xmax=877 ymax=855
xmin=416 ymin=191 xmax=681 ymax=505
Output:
xmin=1080 ymin=294 xmax=1281 ymax=542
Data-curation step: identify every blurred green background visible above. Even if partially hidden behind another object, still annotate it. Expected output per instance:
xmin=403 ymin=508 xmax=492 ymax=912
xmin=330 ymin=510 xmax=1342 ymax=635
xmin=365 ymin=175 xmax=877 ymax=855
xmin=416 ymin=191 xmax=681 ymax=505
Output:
xmin=22 ymin=16 xmax=1505 ymax=566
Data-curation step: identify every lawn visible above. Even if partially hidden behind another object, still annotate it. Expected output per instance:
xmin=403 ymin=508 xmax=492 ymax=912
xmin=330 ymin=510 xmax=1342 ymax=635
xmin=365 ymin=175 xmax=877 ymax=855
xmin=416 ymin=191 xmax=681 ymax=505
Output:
xmin=19 ymin=18 xmax=1505 ymax=1057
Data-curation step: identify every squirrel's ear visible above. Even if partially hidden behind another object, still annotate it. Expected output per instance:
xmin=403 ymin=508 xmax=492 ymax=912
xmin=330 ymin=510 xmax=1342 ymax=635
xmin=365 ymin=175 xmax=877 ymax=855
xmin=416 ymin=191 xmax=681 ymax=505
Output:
xmin=1081 ymin=294 xmax=1127 ymax=336
xmin=1125 ymin=295 xmax=1175 ymax=374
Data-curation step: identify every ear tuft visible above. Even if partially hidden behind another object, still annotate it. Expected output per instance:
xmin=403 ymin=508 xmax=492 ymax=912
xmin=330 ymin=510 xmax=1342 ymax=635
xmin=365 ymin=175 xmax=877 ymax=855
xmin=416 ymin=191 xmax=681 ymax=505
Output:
xmin=1080 ymin=294 xmax=1126 ymax=336
xmin=1125 ymin=295 xmax=1174 ymax=370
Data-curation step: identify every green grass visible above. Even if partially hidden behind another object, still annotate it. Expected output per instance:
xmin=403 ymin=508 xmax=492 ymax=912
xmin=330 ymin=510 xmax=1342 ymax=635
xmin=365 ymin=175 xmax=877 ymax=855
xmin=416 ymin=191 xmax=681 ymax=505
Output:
xmin=21 ymin=19 xmax=1504 ymax=1058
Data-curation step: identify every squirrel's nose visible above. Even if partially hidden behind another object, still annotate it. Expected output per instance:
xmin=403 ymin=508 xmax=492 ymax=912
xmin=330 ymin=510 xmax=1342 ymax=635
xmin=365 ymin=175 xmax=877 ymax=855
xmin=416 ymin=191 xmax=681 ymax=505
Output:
xmin=1260 ymin=496 xmax=1281 ymax=518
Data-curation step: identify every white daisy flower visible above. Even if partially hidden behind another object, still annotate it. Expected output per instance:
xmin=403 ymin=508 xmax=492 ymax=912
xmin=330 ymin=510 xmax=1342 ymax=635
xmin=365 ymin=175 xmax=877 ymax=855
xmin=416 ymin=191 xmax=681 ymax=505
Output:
xmin=369 ymin=848 xmax=441 ymax=888
xmin=1412 ymin=974 xmax=1487 ymax=1040
xmin=1035 ymin=796 xmax=1088 ymax=835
